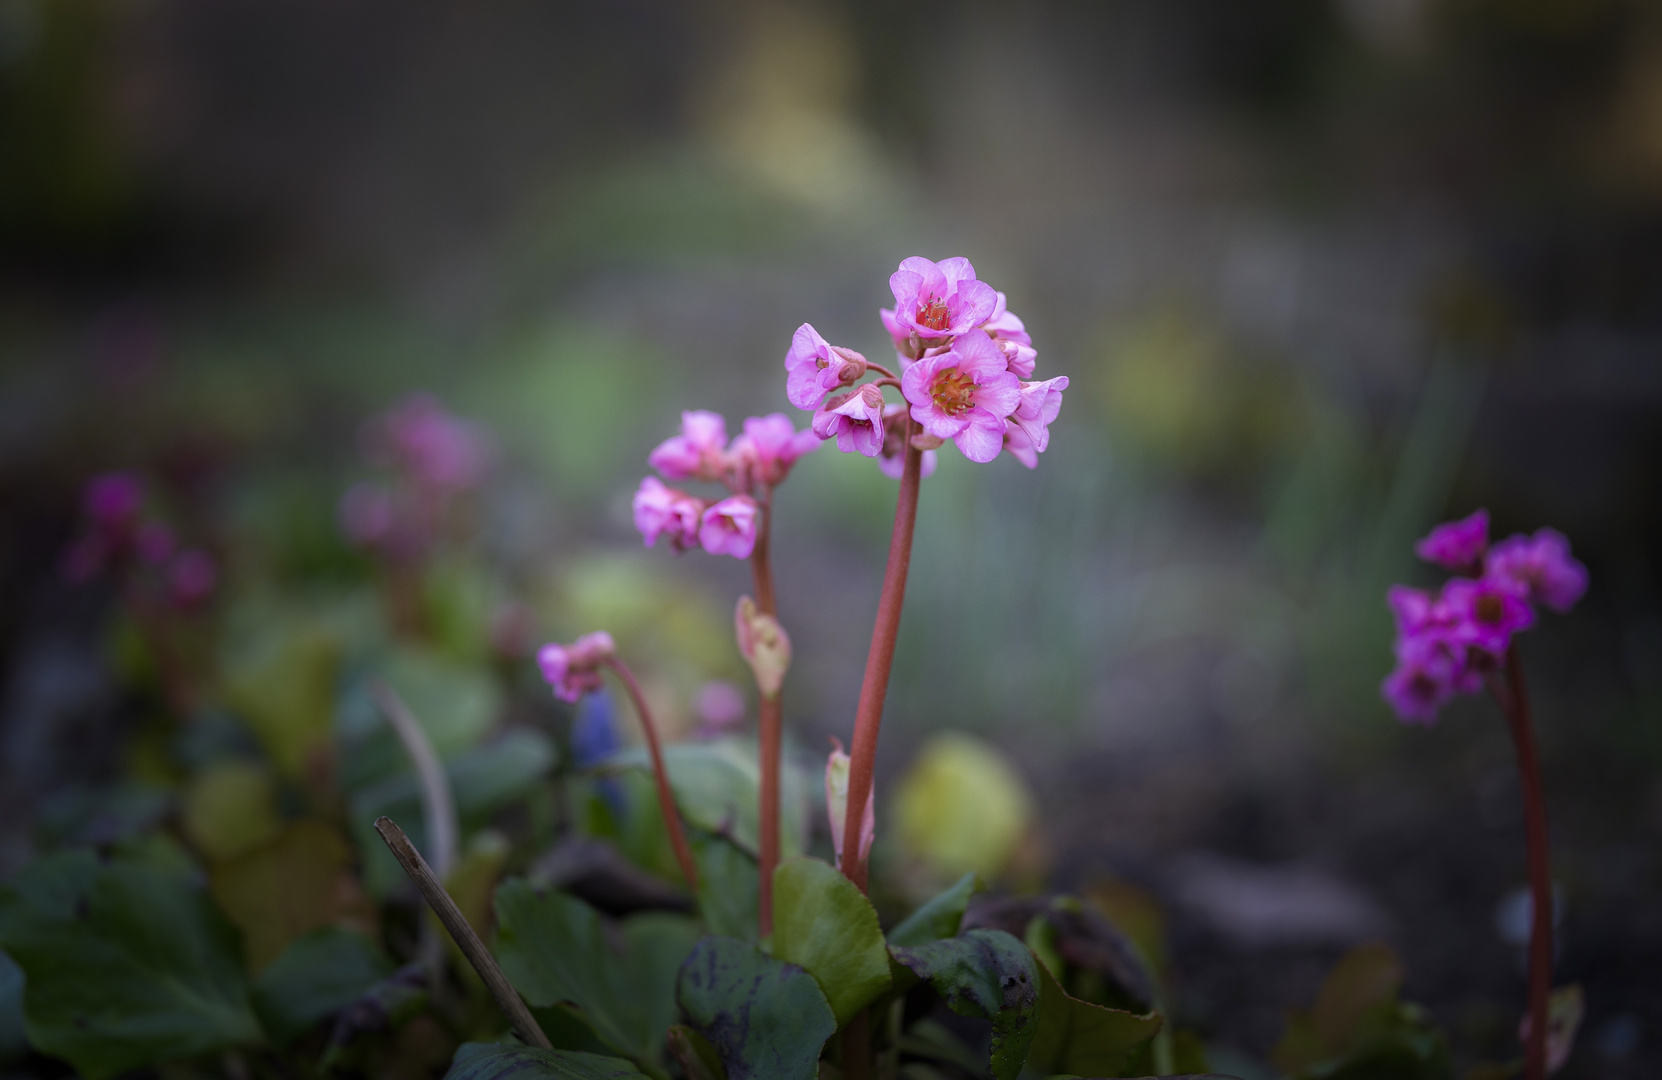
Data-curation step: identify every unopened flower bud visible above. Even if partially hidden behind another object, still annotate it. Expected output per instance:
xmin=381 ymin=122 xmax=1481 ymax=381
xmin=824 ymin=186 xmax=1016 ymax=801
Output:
xmin=825 ymin=738 xmax=874 ymax=866
xmin=735 ymin=596 xmax=791 ymax=696
xmin=910 ymin=432 xmax=945 ymax=451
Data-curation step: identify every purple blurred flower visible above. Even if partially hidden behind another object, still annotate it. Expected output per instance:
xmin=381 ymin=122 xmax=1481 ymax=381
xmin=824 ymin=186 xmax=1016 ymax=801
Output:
xmin=730 ymin=413 xmax=819 ymax=489
xmin=377 ymin=394 xmax=492 ymax=492
xmin=83 ymin=472 xmax=144 ymax=529
xmin=538 ymin=631 xmax=616 ymax=703
xmin=1486 ymin=529 xmax=1588 ymax=613
xmin=694 ymin=679 xmax=747 ymax=737
xmin=1414 ymin=510 xmax=1489 ymax=572
xmin=1443 ymin=577 xmax=1536 ymax=658
xmin=648 ymin=410 xmax=730 ymax=483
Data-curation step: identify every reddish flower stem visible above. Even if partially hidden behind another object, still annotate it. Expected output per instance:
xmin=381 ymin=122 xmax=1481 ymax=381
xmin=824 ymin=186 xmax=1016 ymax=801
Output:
xmin=839 ymin=420 xmax=923 ymax=891
xmin=603 ymin=656 xmax=700 ymax=895
xmin=750 ymin=497 xmax=782 ymax=937
xmin=1497 ymin=645 xmax=1552 ymax=1080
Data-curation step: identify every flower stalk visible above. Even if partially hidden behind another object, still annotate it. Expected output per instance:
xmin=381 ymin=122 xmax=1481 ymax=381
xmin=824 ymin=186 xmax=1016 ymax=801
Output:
xmin=1497 ymin=646 xmax=1552 ymax=1080
xmin=838 ymin=422 xmax=924 ymax=892
xmin=750 ymin=497 xmax=782 ymax=937
xmin=602 ymin=656 xmax=700 ymax=895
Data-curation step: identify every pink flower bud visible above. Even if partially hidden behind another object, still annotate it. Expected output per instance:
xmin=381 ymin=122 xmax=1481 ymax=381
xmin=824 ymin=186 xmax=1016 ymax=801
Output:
xmin=785 ymin=325 xmax=868 ymax=411
xmin=735 ymin=596 xmax=791 ymax=695
xmin=537 ymin=631 xmax=616 ymax=703
xmin=1414 ymin=510 xmax=1488 ymax=572
xmin=825 ymin=738 xmax=874 ymax=866
xmin=812 ymin=384 xmax=886 ymax=458
xmin=699 ymin=495 xmax=760 ymax=559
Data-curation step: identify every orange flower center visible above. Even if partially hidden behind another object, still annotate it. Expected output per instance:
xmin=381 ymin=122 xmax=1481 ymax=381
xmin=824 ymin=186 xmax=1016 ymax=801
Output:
xmin=931 ymin=368 xmax=976 ymax=415
xmin=918 ymin=295 xmax=951 ymax=332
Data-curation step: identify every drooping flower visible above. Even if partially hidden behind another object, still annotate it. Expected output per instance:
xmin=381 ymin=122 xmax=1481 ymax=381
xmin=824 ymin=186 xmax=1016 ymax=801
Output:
xmin=1443 ymin=577 xmax=1536 ymax=658
xmin=699 ymin=495 xmax=760 ymax=559
xmin=813 ymin=384 xmax=887 ymax=458
xmin=730 ymin=413 xmax=820 ymax=489
xmin=648 ymin=410 xmax=730 ymax=483
xmin=784 ymin=324 xmax=868 ymax=411
xmin=1381 ymin=634 xmax=1468 ymax=724
xmin=1486 ymin=529 xmax=1588 ymax=613
xmin=885 ymin=257 xmax=999 ymax=342
xmin=984 ymin=292 xmax=1037 ymax=379
xmin=537 ymin=631 xmax=616 ymax=703
xmin=877 ymin=403 xmax=939 ymax=479
xmin=632 ymin=477 xmax=705 ymax=551
xmin=1001 ymin=424 xmax=1038 ymax=469
xmin=901 ymin=330 xmax=1021 ymax=463
xmin=1415 ymin=510 xmax=1489 ymax=572
xmin=825 ymin=738 xmax=874 ymax=866
xmin=1008 ymin=376 xmax=1068 ymax=457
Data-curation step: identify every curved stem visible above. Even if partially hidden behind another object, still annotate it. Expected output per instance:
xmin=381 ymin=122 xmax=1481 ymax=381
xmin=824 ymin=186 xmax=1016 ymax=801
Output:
xmin=839 ymin=418 xmax=924 ymax=892
xmin=1498 ymin=646 xmax=1552 ymax=1080
xmin=750 ymin=496 xmax=782 ymax=937
xmin=864 ymin=360 xmax=899 ymax=380
xmin=604 ymin=657 xmax=700 ymax=894
xmin=872 ymin=377 xmax=903 ymax=392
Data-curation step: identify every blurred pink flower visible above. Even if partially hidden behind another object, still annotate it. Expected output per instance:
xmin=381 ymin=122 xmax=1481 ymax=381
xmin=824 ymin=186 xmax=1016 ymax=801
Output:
xmin=886 ymin=256 xmax=998 ymax=342
xmin=633 ymin=477 xmax=705 ymax=552
xmin=813 ymin=384 xmax=887 ymax=458
xmin=1486 ymin=529 xmax=1588 ymax=613
xmin=731 ymin=413 xmax=819 ymax=489
xmin=694 ymin=679 xmax=747 ymax=737
xmin=339 ymin=483 xmax=397 ymax=547
xmin=1414 ymin=510 xmax=1489 ymax=572
xmin=378 ymin=394 xmax=492 ymax=491
xmin=784 ymin=324 xmax=867 ymax=411
xmin=538 ymin=631 xmax=616 ymax=703
xmin=1381 ymin=635 xmax=1467 ymax=724
xmin=84 ymin=472 xmax=144 ymax=529
xmin=1443 ymin=577 xmax=1536 ymax=657
xmin=649 ymin=410 xmax=730 ymax=482
xmin=901 ymin=330 xmax=1021 ymax=463
xmin=168 ymin=549 xmax=218 ymax=608
xmin=700 ymin=495 xmax=760 ymax=559
xmin=1009 ymin=376 xmax=1068 ymax=457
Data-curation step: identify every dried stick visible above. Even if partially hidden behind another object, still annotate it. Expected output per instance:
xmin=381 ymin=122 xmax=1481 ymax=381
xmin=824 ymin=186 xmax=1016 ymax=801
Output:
xmin=374 ymin=816 xmax=553 ymax=1050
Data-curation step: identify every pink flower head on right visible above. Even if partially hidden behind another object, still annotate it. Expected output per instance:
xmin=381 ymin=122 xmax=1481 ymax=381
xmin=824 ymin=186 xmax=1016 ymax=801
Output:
xmin=648 ymin=410 xmax=731 ymax=483
xmin=537 ymin=631 xmax=616 ymax=703
xmin=885 ymin=257 xmax=998 ymax=343
xmin=901 ymin=330 xmax=1021 ymax=463
xmin=1414 ymin=510 xmax=1489 ymax=572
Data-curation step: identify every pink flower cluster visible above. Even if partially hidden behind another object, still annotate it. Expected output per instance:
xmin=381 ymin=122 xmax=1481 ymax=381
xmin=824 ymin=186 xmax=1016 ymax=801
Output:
xmin=340 ymin=394 xmax=493 ymax=557
xmin=60 ymin=472 xmax=218 ymax=609
xmin=634 ymin=411 xmax=817 ymax=560
xmin=1382 ymin=510 xmax=1588 ymax=723
xmin=537 ymin=631 xmax=617 ymax=703
xmin=785 ymin=257 xmax=1065 ymax=468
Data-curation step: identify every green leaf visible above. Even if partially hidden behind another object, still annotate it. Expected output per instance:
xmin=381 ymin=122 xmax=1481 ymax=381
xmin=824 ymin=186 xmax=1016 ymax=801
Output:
xmin=1026 ymin=957 xmax=1160 ymax=1078
xmin=770 ymin=857 xmax=891 ymax=1027
xmin=675 ymin=935 xmax=836 ymax=1080
xmin=611 ymin=740 xmax=807 ymax=859
xmin=665 ymin=1024 xmax=725 ymax=1080
xmin=446 ymin=1041 xmax=651 ymax=1080
xmin=887 ymin=872 xmax=980 ymax=947
xmin=494 ymin=879 xmax=700 ymax=1063
xmin=208 ymin=819 xmax=370 ymax=972
xmin=0 ymin=851 xmax=261 ymax=1079
xmin=890 ymin=929 xmax=1038 ymax=1080
xmin=693 ymin=834 xmax=758 ymax=941
xmin=252 ymin=927 xmax=394 ymax=1045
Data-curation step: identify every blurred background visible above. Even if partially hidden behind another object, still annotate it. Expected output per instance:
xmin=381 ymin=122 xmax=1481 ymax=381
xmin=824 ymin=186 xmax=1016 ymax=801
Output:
xmin=1 ymin=0 xmax=1659 ymax=1077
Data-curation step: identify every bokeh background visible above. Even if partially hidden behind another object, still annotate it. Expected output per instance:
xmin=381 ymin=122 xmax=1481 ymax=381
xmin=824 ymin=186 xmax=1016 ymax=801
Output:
xmin=2 ymin=1 xmax=1660 ymax=1077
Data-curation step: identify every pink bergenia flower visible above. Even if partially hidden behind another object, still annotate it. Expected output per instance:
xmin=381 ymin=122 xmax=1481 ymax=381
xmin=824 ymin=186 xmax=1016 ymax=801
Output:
xmin=633 ymin=477 xmax=705 ymax=551
xmin=1486 ymin=529 xmax=1588 ymax=613
xmin=378 ymin=394 xmax=492 ymax=491
xmin=1443 ymin=577 xmax=1535 ymax=657
xmin=730 ymin=413 xmax=819 ymax=489
xmin=813 ymin=384 xmax=887 ymax=458
xmin=537 ymin=631 xmax=616 ymax=703
xmin=886 ymin=257 xmax=999 ymax=342
xmin=1415 ymin=510 xmax=1489 ymax=572
xmin=1381 ymin=634 xmax=1468 ymax=724
xmin=1387 ymin=584 xmax=1458 ymax=638
xmin=84 ymin=472 xmax=144 ymax=529
xmin=699 ymin=495 xmax=760 ymax=559
xmin=168 ymin=549 xmax=217 ymax=608
xmin=984 ymin=292 xmax=1037 ymax=379
xmin=901 ymin=330 xmax=1021 ymax=463
xmin=1008 ymin=376 xmax=1068 ymax=457
xmin=648 ymin=410 xmax=730 ymax=483
xmin=877 ymin=404 xmax=940 ymax=480
xmin=784 ymin=324 xmax=868 ymax=411
xmin=1002 ymin=424 xmax=1038 ymax=469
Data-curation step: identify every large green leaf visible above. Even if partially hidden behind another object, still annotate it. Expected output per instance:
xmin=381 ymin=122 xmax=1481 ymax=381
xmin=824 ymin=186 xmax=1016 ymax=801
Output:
xmin=886 ymin=872 xmax=980 ymax=947
xmin=252 ymin=927 xmax=394 ymax=1045
xmin=890 ymin=929 xmax=1039 ymax=1080
xmin=1026 ymin=958 xmax=1161 ymax=1078
xmin=675 ymin=935 xmax=835 ymax=1080
xmin=446 ymin=1041 xmax=651 ymax=1080
xmin=693 ymin=834 xmax=758 ymax=941
xmin=494 ymin=879 xmax=700 ymax=1063
xmin=770 ymin=857 xmax=891 ymax=1027
xmin=0 ymin=851 xmax=261 ymax=1079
